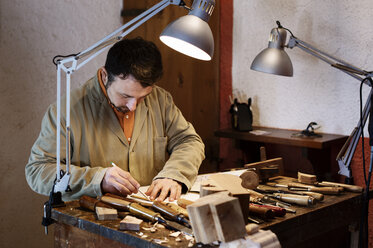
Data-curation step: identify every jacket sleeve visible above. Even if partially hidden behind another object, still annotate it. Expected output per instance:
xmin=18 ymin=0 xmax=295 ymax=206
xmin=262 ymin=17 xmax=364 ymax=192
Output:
xmin=25 ymin=104 xmax=107 ymax=201
xmin=153 ymin=91 xmax=205 ymax=191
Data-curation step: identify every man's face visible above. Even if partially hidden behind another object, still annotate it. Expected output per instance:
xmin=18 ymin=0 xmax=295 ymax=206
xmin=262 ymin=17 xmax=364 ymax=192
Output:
xmin=103 ymin=71 xmax=153 ymax=114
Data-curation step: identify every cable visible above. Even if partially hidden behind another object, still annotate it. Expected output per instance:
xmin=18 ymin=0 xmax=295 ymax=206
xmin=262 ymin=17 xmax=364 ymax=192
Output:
xmin=360 ymin=80 xmax=367 ymax=184
xmin=358 ymin=77 xmax=373 ymax=248
xmin=52 ymin=53 xmax=79 ymax=66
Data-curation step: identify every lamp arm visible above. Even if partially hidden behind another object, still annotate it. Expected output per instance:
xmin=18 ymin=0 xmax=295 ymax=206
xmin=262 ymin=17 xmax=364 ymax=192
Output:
xmin=336 ymin=88 xmax=373 ymax=177
xmin=286 ymin=35 xmax=373 ymax=179
xmin=288 ymin=36 xmax=372 ymax=83
xmin=53 ymin=0 xmax=184 ymax=193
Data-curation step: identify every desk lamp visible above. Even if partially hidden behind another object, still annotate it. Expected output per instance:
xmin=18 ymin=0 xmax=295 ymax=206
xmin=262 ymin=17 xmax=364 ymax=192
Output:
xmin=42 ymin=0 xmax=215 ymax=234
xmin=250 ymin=21 xmax=372 ymax=247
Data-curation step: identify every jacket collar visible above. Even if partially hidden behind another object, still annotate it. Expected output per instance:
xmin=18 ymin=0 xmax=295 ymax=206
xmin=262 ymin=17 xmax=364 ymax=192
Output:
xmin=89 ymin=73 xmax=149 ymax=147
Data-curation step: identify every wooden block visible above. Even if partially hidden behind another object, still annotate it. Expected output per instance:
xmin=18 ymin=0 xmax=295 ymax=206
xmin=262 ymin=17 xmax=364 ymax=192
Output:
xmin=210 ymin=194 xmax=247 ymax=242
xmin=95 ymin=207 xmax=118 ymax=221
xmin=119 ymin=215 xmax=143 ymax=231
xmin=298 ymin=171 xmax=317 ymax=184
xmin=201 ymin=175 xmax=250 ymax=224
xmin=187 ymin=192 xmax=229 ymax=244
xmin=187 ymin=191 xmax=246 ymax=244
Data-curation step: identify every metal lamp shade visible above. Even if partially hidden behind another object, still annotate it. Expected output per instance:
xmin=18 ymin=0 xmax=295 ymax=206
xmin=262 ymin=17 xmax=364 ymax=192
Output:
xmin=160 ymin=15 xmax=214 ymax=61
xmin=251 ymin=47 xmax=294 ymax=77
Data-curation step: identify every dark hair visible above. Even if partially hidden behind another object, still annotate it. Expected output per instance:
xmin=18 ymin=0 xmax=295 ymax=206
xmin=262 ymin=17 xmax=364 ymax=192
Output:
xmin=104 ymin=37 xmax=163 ymax=88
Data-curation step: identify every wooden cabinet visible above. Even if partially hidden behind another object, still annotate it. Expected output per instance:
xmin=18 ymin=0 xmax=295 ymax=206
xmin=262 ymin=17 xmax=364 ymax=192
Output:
xmin=121 ymin=0 xmax=220 ymax=173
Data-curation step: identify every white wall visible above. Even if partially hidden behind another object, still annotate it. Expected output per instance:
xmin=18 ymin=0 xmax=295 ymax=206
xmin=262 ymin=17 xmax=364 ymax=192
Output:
xmin=0 ymin=1 xmax=122 ymax=247
xmin=233 ymin=0 xmax=373 ymax=135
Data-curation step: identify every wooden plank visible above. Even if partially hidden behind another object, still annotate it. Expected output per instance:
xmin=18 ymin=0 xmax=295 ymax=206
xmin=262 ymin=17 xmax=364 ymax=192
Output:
xmin=209 ymin=174 xmax=248 ymax=195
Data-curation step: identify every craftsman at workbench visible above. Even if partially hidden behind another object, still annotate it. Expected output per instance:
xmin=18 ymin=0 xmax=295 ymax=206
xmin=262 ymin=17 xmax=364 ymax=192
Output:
xmin=25 ymin=37 xmax=205 ymax=202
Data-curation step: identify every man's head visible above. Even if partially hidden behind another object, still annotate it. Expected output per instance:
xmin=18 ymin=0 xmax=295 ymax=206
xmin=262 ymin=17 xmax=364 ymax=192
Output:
xmin=102 ymin=37 xmax=163 ymax=113
xmin=105 ymin=37 xmax=163 ymax=87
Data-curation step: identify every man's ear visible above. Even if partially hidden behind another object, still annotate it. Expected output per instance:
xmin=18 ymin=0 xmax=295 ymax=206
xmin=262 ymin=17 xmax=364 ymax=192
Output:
xmin=100 ymin=67 xmax=108 ymax=86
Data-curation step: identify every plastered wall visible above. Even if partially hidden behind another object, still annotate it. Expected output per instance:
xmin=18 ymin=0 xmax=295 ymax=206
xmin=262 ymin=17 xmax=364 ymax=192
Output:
xmin=233 ymin=0 xmax=373 ymax=135
xmin=0 ymin=1 xmax=122 ymax=247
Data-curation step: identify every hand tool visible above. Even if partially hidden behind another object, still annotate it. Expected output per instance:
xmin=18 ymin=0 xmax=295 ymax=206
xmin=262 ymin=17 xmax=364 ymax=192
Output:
xmin=250 ymin=203 xmax=286 ymax=217
xmin=269 ymin=193 xmax=315 ymax=206
xmin=111 ymin=162 xmax=150 ymax=200
xmin=316 ymin=181 xmax=363 ymax=193
xmin=267 ymin=182 xmax=342 ymax=195
xmin=249 ymin=204 xmax=275 ymax=219
xmin=124 ymin=194 xmax=191 ymax=227
xmin=102 ymin=195 xmax=191 ymax=230
xmin=287 ymin=182 xmax=343 ymax=195
xmin=79 ymin=195 xmax=114 ymax=211
xmin=257 ymin=185 xmax=324 ymax=201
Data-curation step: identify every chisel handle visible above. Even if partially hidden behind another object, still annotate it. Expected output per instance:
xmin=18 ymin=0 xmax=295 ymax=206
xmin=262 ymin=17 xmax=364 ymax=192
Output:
xmin=79 ymin=195 xmax=113 ymax=211
xmin=288 ymin=182 xmax=342 ymax=195
xmin=250 ymin=203 xmax=286 ymax=217
xmin=272 ymin=193 xmax=315 ymax=206
xmin=249 ymin=204 xmax=275 ymax=219
xmin=318 ymin=181 xmax=363 ymax=193
xmin=297 ymin=191 xmax=324 ymax=201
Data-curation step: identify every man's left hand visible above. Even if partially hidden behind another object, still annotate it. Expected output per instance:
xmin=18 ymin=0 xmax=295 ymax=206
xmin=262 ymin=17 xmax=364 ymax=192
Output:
xmin=145 ymin=178 xmax=182 ymax=202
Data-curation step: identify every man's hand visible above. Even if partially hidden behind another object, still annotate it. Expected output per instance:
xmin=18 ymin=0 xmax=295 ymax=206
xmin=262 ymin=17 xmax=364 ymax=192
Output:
xmin=101 ymin=166 xmax=140 ymax=197
xmin=146 ymin=178 xmax=182 ymax=202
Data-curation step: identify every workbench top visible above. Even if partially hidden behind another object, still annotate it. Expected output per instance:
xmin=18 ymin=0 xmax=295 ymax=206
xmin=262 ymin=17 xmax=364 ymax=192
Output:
xmin=52 ymin=200 xmax=197 ymax=248
xmin=51 ymin=177 xmax=363 ymax=248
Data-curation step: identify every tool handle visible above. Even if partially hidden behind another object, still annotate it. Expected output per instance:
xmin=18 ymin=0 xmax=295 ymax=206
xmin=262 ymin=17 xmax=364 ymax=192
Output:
xmin=128 ymin=203 xmax=160 ymax=222
xmin=298 ymin=191 xmax=324 ymax=201
xmin=249 ymin=204 xmax=275 ymax=219
xmin=273 ymin=193 xmax=315 ymax=206
xmin=79 ymin=195 xmax=113 ymax=211
xmin=152 ymin=201 xmax=180 ymax=220
xmin=308 ymin=186 xmax=342 ymax=195
xmin=288 ymin=182 xmax=342 ymax=195
xmin=250 ymin=203 xmax=286 ymax=217
xmin=166 ymin=203 xmax=189 ymax=218
xmin=100 ymin=195 xmax=132 ymax=211
xmin=319 ymin=181 xmax=363 ymax=193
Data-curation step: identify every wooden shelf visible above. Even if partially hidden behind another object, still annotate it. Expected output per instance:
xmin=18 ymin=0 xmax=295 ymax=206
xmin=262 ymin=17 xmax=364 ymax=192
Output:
xmin=215 ymin=127 xmax=349 ymax=181
xmin=215 ymin=126 xmax=348 ymax=149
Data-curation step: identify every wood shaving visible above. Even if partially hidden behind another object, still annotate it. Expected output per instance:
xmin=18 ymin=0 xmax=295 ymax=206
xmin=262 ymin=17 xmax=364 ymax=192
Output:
xmin=184 ymin=235 xmax=194 ymax=241
xmin=155 ymin=223 xmax=165 ymax=229
xmin=169 ymin=231 xmax=181 ymax=237
xmin=142 ymin=226 xmax=157 ymax=232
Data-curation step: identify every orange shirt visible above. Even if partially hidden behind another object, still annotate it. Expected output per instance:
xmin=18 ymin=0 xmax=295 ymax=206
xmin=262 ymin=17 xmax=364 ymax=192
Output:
xmin=97 ymin=69 xmax=135 ymax=144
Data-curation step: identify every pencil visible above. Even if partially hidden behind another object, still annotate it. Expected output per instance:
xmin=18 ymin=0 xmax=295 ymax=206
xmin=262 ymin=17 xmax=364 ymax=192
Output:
xmin=111 ymin=162 xmax=150 ymax=200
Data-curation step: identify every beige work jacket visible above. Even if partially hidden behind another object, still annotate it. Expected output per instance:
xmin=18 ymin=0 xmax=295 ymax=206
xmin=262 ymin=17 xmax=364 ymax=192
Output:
xmin=25 ymin=75 xmax=205 ymax=201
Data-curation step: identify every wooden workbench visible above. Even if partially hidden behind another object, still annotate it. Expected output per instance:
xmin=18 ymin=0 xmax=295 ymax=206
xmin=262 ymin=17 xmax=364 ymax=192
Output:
xmin=51 ymin=187 xmax=362 ymax=247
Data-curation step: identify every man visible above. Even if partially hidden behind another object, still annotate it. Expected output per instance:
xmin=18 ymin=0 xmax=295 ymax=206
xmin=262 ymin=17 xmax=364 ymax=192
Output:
xmin=25 ymin=37 xmax=205 ymax=202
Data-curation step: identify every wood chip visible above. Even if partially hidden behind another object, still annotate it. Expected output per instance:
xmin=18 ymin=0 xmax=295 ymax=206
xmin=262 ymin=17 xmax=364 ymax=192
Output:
xmin=169 ymin=231 xmax=181 ymax=237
